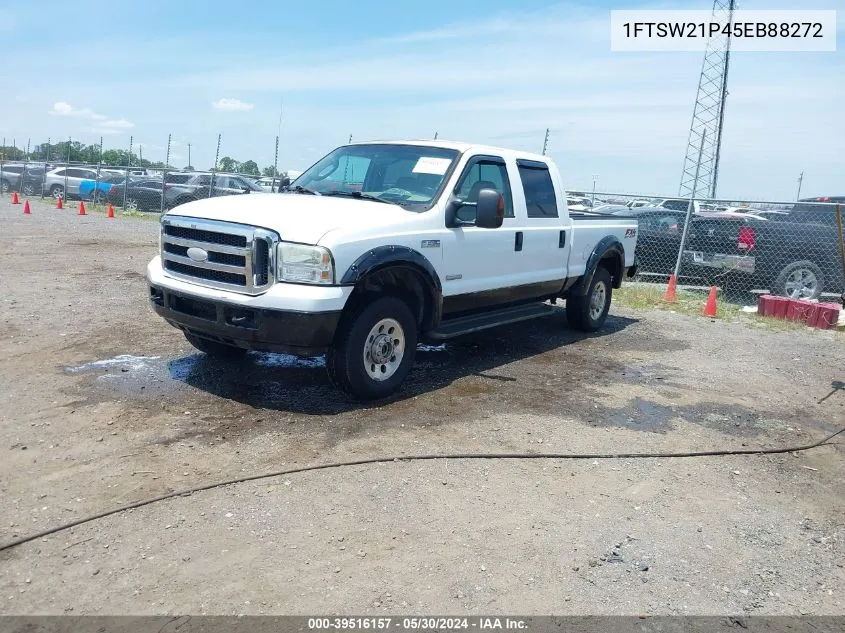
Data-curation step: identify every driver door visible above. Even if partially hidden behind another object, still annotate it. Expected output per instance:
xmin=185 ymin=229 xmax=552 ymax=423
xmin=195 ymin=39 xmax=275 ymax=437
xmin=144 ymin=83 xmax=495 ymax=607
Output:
xmin=439 ymin=155 xmax=522 ymax=314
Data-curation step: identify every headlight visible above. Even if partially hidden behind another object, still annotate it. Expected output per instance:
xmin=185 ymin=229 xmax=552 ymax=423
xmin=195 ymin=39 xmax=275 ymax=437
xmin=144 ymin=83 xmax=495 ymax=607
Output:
xmin=277 ymin=243 xmax=334 ymax=285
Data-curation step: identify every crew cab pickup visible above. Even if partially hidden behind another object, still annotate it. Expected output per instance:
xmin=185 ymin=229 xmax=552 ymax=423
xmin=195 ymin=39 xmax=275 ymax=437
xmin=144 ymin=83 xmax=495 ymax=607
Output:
xmin=146 ymin=141 xmax=639 ymax=400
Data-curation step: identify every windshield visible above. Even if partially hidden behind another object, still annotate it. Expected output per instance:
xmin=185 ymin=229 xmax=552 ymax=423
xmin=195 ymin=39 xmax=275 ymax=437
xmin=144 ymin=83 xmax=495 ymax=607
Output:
xmin=292 ymin=144 xmax=460 ymax=210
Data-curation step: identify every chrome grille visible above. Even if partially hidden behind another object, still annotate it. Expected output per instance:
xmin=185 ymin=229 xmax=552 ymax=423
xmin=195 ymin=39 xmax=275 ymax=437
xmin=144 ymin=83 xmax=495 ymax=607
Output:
xmin=160 ymin=216 xmax=278 ymax=295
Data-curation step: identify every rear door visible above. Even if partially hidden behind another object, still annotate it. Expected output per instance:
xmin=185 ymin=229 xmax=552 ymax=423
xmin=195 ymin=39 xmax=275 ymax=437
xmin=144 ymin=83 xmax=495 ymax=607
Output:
xmin=512 ymin=159 xmax=570 ymax=289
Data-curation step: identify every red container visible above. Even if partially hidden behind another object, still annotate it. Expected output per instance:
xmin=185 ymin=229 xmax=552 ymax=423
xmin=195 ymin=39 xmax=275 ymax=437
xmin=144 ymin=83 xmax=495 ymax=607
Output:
xmin=786 ymin=300 xmax=816 ymax=324
xmin=757 ymin=295 xmax=774 ymax=316
xmin=813 ymin=303 xmax=841 ymax=330
xmin=770 ymin=296 xmax=791 ymax=319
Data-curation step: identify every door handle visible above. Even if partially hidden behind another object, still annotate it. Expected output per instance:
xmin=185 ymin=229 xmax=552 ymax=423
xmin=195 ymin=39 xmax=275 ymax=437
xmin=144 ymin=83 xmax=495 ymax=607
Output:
xmin=515 ymin=231 xmax=523 ymax=252
xmin=559 ymin=230 xmax=566 ymax=248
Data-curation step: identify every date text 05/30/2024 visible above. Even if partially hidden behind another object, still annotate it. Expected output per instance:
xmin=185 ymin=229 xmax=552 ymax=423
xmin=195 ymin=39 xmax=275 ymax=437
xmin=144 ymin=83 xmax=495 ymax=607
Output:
xmin=307 ymin=618 xmax=529 ymax=630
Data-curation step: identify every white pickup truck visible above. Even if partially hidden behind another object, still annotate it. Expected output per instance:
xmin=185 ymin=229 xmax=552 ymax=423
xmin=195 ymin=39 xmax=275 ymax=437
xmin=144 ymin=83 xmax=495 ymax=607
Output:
xmin=147 ymin=140 xmax=639 ymax=399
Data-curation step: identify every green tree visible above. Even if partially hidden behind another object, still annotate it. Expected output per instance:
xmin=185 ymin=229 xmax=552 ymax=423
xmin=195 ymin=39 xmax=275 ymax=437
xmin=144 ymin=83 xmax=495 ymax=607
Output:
xmin=0 ymin=145 xmax=25 ymax=161
xmin=262 ymin=165 xmax=279 ymax=177
xmin=218 ymin=156 xmax=238 ymax=172
xmin=240 ymin=160 xmax=260 ymax=176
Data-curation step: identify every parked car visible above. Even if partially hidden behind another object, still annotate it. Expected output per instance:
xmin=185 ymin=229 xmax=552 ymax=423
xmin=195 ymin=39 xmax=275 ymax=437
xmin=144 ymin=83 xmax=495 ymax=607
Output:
xmin=255 ymin=177 xmax=279 ymax=192
xmin=43 ymin=166 xmax=101 ymax=199
xmin=79 ymin=173 xmax=128 ymax=202
xmin=107 ymin=178 xmax=169 ymax=212
xmin=147 ymin=139 xmax=640 ymax=400
xmin=165 ymin=173 xmax=265 ymax=208
xmin=683 ymin=202 xmax=845 ymax=299
xmin=0 ymin=163 xmax=46 ymax=195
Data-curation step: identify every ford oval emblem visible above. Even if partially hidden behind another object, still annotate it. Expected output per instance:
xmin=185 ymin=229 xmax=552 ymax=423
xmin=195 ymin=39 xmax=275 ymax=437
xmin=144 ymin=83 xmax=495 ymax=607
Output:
xmin=186 ymin=247 xmax=209 ymax=262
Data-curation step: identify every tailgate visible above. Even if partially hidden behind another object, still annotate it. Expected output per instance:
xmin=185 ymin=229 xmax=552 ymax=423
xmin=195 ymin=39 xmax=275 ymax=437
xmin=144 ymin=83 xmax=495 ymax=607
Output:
xmin=684 ymin=216 xmax=756 ymax=273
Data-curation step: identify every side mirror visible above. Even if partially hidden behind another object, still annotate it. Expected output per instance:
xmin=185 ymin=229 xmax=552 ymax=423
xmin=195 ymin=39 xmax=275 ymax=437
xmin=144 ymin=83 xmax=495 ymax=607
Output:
xmin=242 ymin=187 xmax=251 ymax=194
xmin=445 ymin=188 xmax=505 ymax=229
xmin=475 ymin=188 xmax=505 ymax=228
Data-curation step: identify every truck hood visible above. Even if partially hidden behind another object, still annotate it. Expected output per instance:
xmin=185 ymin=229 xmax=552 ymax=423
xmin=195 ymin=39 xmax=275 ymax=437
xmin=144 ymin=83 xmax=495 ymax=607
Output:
xmin=166 ymin=193 xmax=416 ymax=244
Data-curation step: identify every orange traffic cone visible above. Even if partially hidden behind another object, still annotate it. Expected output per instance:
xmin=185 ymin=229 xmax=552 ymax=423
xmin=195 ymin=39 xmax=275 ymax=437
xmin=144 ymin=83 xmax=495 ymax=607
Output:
xmin=56 ymin=196 xmax=63 ymax=209
xmin=23 ymin=200 xmax=31 ymax=214
xmin=78 ymin=200 xmax=86 ymax=216
xmin=703 ymin=286 xmax=718 ymax=317
xmin=12 ymin=191 xmax=20 ymax=204
xmin=663 ymin=274 xmax=678 ymax=303
xmin=107 ymin=204 xmax=115 ymax=218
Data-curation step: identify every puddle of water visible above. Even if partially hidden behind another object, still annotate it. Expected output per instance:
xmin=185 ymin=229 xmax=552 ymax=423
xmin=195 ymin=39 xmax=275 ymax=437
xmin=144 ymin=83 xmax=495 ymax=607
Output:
xmin=417 ymin=344 xmax=447 ymax=352
xmin=66 ymin=354 xmax=161 ymax=373
xmin=253 ymin=352 xmax=326 ymax=369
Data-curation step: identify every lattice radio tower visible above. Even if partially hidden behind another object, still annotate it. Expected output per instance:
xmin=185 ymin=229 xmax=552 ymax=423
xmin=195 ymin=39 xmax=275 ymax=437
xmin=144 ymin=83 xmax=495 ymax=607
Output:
xmin=678 ymin=0 xmax=736 ymax=199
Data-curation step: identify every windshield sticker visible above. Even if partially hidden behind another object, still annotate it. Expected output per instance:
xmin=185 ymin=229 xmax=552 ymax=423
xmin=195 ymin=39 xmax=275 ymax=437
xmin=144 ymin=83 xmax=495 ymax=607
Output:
xmin=412 ymin=157 xmax=452 ymax=175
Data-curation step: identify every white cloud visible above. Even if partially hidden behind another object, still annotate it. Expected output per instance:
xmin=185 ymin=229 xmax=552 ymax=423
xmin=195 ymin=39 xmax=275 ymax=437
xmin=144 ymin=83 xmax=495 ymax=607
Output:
xmin=212 ymin=98 xmax=254 ymax=111
xmin=48 ymin=101 xmax=106 ymax=120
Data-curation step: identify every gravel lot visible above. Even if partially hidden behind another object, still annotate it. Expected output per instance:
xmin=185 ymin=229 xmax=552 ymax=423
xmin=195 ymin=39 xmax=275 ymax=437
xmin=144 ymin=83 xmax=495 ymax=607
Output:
xmin=1 ymin=198 xmax=843 ymax=616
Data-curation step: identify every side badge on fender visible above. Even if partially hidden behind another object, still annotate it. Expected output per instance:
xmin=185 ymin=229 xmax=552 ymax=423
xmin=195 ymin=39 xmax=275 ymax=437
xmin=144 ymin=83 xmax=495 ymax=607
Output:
xmin=625 ymin=228 xmax=637 ymax=238
xmin=421 ymin=240 xmax=440 ymax=248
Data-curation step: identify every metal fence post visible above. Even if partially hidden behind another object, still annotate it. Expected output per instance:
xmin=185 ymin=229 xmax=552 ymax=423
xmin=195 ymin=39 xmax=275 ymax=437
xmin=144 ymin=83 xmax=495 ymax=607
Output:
xmin=672 ymin=131 xmax=707 ymax=280
xmin=124 ymin=135 xmax=132 ymax=210
xmin=63 ymin=137 xmax=71 ymax=202
xmin=93 ymin=136 xmax=103 ymax=206
xmin=210 ymin=134 xmax=221 ymax=198
xmin=160 ymin=134 xmax=171 ymax=214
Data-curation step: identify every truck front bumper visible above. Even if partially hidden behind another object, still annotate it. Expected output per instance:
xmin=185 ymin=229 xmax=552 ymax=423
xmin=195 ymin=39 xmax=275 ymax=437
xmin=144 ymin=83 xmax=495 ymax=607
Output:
xmin=147 ymin=257 xmax=347 ymax=356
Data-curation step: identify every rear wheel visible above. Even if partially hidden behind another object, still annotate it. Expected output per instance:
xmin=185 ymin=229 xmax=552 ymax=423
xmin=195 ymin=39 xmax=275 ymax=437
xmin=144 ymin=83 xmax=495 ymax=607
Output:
xmin=327 ymin=296 xmax=418 ymax=400
xmin=0 ymin=180 xmax=11 ymax=194
xmin=50 ymin=184 xmax=64 ymax=199
xmin=773 ymin=260 xmax=823 ymax=300
xmin=125 ymin=196 xmax=139 ymax=211
xmin=567 ymin=266 xmax=613 ymax=332
xmin=184 ymin=332 xmax=248 ymax=359
xmin=22 ymin=182 xmax=36 ymax=196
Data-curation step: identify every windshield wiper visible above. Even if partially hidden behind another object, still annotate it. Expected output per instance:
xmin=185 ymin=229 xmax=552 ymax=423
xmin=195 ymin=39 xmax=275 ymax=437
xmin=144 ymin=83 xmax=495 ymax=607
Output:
xmin=321 ymin=191 xmax=395 ymax=205
xmin=287 ymin=185 xmax=320 ymax=195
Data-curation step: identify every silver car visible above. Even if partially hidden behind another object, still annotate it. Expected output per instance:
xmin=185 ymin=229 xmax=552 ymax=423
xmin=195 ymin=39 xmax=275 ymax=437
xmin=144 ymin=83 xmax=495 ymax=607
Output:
xmin=44 ymin=166 xmax=100 ymax=199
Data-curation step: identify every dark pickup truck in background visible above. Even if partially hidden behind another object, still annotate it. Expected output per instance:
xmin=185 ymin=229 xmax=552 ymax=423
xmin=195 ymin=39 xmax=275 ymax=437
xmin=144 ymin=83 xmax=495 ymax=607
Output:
xmin=682 ymin=198 xmax=845 ymax=299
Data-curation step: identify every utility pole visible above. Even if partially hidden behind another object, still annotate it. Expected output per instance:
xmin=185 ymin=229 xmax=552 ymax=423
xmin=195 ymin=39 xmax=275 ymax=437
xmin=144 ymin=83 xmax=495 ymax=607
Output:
xmin=188 ymin=143 xmax=191 ymax=169
xmin=591 ymin=174 xmax=598 ymax=207
xmin=348 ymin=134 xmax=353 ymax=144
xmin=796 ymin=171 xmax=804 ymax=201
xmin=541 ymin=128 xmax=550 ymax=155
xmin=434 ymin=131 xmax=438 ymax=140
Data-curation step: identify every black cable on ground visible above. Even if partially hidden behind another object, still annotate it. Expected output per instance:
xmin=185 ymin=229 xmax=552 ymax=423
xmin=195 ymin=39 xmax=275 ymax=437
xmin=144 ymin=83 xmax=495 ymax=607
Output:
xmin=2 ymin=426 xmax=842 ymax=553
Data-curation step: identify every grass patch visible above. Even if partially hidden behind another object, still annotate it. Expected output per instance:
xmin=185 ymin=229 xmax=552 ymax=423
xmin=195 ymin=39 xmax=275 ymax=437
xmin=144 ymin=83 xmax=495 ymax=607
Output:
xmin=614 ymin=283 xmax=742 ymax=319
xmin=615 ymin=282 xmax=839 ymax=333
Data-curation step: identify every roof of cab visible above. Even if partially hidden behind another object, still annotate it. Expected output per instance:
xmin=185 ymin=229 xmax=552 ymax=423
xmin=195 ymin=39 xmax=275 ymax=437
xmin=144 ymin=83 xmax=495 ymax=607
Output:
xmin=351 ymin=139 xmax=550 ymax=163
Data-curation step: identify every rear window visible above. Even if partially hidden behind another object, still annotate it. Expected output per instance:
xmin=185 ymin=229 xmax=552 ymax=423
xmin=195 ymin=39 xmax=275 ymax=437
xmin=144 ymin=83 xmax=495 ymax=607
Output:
xmin=166 ymin=174 xmax=193 ymax=184
xmin=517 ymin=161 xmax=558 ymax=218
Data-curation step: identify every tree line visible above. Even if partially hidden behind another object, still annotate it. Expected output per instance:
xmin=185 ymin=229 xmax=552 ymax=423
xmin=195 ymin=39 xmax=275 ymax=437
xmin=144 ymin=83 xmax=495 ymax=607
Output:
xmin=0 ymin=142 xmax=280 ymax=177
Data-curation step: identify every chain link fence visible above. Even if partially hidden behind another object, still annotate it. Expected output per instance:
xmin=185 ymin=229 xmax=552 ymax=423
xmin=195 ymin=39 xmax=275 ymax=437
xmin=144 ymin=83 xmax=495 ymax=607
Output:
xmin=572 ymin=191 xmax=845 ymax=304
xmin=3 ymin=141 xmax=844 ymax=307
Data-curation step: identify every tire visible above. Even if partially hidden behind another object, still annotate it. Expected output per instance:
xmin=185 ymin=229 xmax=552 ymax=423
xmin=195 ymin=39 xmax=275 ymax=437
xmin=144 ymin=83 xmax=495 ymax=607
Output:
xmin=22 ymin=182 xmax=36 ymax=196
xmin=125 ymin=197 xmax=140 ymax=211
xmin=0 ymin=180 xmax=10 ymax=194
xmin=326 ymin=296 xmax=418 ymax=401
xmin=566 ymin=266 xmax=613 ymax=332
xmin=184 ymin=332 xmax=248 ymax=359
xmin=50 ymin=185 xmax=64 ymax=199
xmin=773 ymin=260 xmax=824 ymax=300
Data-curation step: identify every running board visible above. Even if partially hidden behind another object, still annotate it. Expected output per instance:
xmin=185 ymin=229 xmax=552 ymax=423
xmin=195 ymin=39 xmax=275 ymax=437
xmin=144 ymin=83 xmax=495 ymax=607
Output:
xmin=426 ymin=302 xmax=561 ymax=340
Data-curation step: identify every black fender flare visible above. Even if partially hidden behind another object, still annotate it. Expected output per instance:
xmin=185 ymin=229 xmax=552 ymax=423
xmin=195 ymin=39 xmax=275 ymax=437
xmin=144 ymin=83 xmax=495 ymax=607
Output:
xmin=340 ymin=245 xmax=443 ymax=327
xmin=576 ymin=237 xmax=626 ymax=295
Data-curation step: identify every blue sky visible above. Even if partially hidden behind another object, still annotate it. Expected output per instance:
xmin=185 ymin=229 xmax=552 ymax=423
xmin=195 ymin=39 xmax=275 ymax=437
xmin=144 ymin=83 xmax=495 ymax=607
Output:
xmin=1 ymin=0 xmax=842 ymax=199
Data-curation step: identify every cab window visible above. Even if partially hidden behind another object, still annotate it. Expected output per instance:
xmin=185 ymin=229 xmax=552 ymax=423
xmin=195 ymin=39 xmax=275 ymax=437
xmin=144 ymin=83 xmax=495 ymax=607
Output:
xmin=453 ymin=158 xmax=514 ymax=222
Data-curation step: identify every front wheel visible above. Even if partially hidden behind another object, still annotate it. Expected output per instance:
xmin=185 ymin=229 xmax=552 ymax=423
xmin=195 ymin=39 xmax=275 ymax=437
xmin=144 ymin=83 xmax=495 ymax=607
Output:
xmin=327 ymin=296 xmax=418 ymax=400
xmin=50 ymin=185 xmax=64 ymax=199
xmin=566 ymin=266 xmax=613 ymax=332
xmin=0 ymin=180 xmax=11 ymax=194
xmin=22 ymin=182 xmax=36 ymax=196
xmin=184 ymin=332 xmax=248 ymax=359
